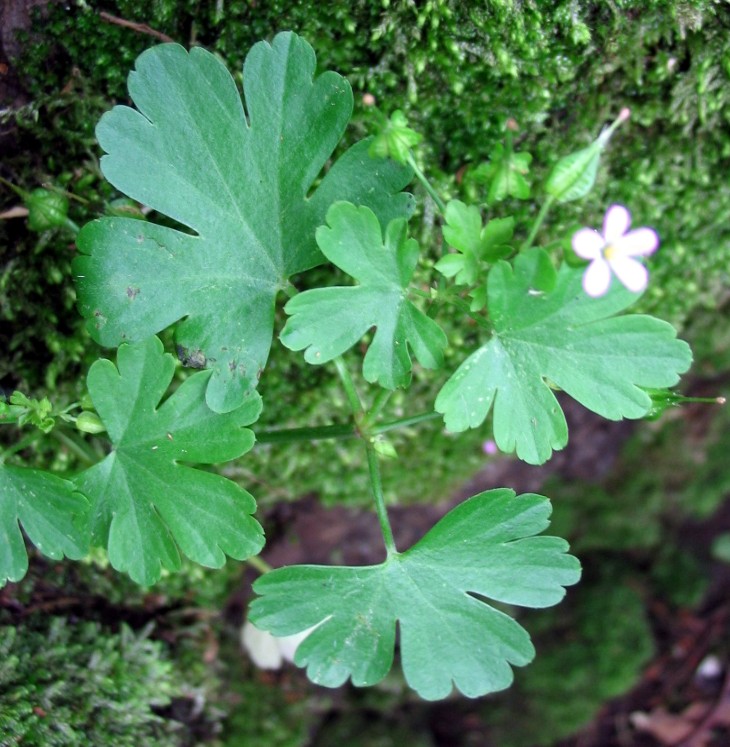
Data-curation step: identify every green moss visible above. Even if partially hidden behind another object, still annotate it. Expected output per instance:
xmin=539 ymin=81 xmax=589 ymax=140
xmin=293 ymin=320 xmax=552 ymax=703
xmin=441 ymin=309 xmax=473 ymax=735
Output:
xmin=0 ymin=616 xmax=181 ymax=746
xmin=220 ymin=675 xmax=313 ymax=747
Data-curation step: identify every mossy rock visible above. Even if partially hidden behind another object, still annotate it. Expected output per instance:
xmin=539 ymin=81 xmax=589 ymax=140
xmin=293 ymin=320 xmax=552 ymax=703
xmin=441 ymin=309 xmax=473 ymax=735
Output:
xmin=0 ymin=616 xmax=182 ymax=746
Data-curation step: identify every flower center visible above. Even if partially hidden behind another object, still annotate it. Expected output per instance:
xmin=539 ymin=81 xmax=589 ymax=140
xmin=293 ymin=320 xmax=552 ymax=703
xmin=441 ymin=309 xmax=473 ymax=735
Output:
xmin=603 ymin=243 xmax=618 ymax=261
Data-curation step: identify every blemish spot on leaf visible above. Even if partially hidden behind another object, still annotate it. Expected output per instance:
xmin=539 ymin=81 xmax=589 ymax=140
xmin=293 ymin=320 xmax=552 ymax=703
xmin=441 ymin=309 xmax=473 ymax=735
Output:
xmin=92 ymin=309 xmax=107 ymax=329
xmin=177 ymin=345 xmax=207 ymax=369
xmin=126 ymin=286 xmax=140 ymax=300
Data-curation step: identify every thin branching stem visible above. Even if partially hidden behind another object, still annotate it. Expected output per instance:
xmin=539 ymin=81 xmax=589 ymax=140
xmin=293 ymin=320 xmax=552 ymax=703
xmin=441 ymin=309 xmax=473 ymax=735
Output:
xmin=365 ymin=388 xmax=393 ymax=426
xmin=255 ymin=423 xmax=356 ymax=444
xmin=254 ymin=411 xmax=442 ymax=445
xmin=0 ymin=431 xmax=42 ymax=463
xmin=332 ymin=356 xmax=398 ymax=555
xmin=333 ymin=356 xmax=365 ymax=417
xmin=366 ymin=443 xmax=398 ymax=556
xmin=372 ymin=411 xmax=441 ymax=435
xmin=52 ymin=428 xmax=98 ymax=465
xmin=246 ymin=554 xmax=273 ymax=575
xmin=520 ymin=195 xmax=555 ymax=252
xmin=406 ymin=153 xmax=447 ymax=214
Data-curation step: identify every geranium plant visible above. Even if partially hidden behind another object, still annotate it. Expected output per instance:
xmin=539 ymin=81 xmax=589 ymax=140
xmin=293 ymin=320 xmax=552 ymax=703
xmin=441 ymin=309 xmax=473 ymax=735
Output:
xmin=0 ymin=32 xmax=696 ymax=700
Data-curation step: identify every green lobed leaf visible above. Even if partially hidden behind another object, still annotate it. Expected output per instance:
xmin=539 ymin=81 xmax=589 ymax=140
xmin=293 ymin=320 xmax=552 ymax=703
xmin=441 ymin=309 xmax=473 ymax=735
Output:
xmin=280 ymin=202 xmax=447 ymax=389
xmin=435 ymin=249 xmax=693 ymax=465
xmin=436 ymin=201 xmax=514 ymax=285
xmin=73 ymin=336 xmax=264 ymax=585
xmin=369 ymin=109 xmax=422 ymax=165
xmin=25 ymin=188 xmax=69 ymax=232
xmin=475 ymin=144 xmax=532 ymax=204
xmin=1 ymin=392 xmax=55 ymax=433
xmin=0 ymin=464 xmax=89 ymax=586
xmin=437 ymin=200 xmax=482 ymax=285
xmin=74 ymin=32 xmax=414 ymax=413
xmin=249 ymin=489 xmax=580 ymax=700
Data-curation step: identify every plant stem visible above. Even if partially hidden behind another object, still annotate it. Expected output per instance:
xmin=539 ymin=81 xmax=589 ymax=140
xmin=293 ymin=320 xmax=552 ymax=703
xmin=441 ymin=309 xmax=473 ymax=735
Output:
xmin=333 ymin=356 xmax=398 ymax=556
xmin=406 ymin=153 xmax=447 ymax=214
xmin=52 ymin=428 xmax=98 ymax=465
xmin=447 ymin=295 xmax=492 ymax=331
xmin=372 ymin=411 xmax=442 ymax=435
xmin=520 ymin=195 xmax=555 ymax=252
xmin=333 ymin=356 xmax=364 ymax=417
xmin=366 ymin=444 xmax=398 ymax=556
xmin=366 ymin=388 xmax=392 ymax=425
xmin=255 ymin=423 xmax=356 ymax=444
xmin=246 ymin=554 xmax=273 ymax=575
xmin=0 ymin=431 xmax=43 ymax=463
xmin=254 ymin=410 xmax=443 ymax=445
xmin=412 ymin=285 xmax=492 ymax=331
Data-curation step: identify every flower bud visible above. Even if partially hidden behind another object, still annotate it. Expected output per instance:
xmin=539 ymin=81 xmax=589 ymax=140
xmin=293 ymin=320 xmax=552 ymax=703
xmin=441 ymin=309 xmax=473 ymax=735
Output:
xmin=25 ymin=188 xmax=69 ymax=232
xmin=75 ymin=411 xmax=106 ymax=434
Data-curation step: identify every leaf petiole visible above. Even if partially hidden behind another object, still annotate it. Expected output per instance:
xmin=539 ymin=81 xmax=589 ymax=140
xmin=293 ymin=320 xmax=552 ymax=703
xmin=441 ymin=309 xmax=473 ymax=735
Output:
xmin=254 ymin=410 xmax=443 ymax=446
xmin=412 ymin=284 xmax=492 ymax=330
xmin=52 ymin=428 xmax=100 ymax=466
xmin=333 ymin=356 xmax=365 ymax=420
xmin=366 ymin=443 xmax=398 ymax=556
xmin=333 ymin=356 xmax=398 ymax=555
xmin=520 ymin=195 xmax=555 ymax=252
xmin=365 ymin=388 xmax=393 ymax=426
xmin=372 ymin=410 xmax=442 ymax=435
xmin=254 ymin=423 xmax=356 ymax=444
xmin=246 ymin=554 xmax=273 ymax=575
xmin=0 ymin=431 xmax=43 ymax=464
xmin=406 ymin=152 xmax=447 ymax=214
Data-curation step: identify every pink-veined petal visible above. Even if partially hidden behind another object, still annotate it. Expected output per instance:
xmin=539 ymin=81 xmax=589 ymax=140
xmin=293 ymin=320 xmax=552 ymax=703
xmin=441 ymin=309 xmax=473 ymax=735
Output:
xmin=609 ymin=256 xmax=649 ymax=293
xmin=613 ymin=227 xmax=659 ymax=258
xmin=583 ymin=258 xmax=612 ymax=297
xmin=572 ymin=228 xmax=605 ymax=260
xmin=603 ymin=204 xmax=631 ymax=243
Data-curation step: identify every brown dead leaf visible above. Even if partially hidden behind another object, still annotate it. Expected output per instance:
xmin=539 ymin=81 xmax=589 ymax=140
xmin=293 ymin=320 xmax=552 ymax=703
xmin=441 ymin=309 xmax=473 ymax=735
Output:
xmin=631 ymin=703 xmax=709 ymax=744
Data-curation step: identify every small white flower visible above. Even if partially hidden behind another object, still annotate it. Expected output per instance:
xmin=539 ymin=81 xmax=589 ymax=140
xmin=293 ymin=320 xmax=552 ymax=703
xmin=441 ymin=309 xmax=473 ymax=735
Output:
xmin=241 ymin=619 xmax=315 ymax=670
xmin=572 ymin=204 xmax=659 ymax=297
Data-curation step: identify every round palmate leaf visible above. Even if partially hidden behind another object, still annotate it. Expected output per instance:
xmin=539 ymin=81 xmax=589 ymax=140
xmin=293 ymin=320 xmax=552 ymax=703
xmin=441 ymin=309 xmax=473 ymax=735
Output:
xmin=250 ymin=489 xmax=580 ymax=700
xmin=74 ymin=336 xmax=264 ymax=586
xmin=74 ymin=32 xmax=413 ymax=413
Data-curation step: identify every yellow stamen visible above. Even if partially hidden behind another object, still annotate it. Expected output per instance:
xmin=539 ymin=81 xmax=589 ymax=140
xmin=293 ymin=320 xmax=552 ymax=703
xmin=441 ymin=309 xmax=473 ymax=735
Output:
xmin=604 ymin=244 xmax=617 ymax=260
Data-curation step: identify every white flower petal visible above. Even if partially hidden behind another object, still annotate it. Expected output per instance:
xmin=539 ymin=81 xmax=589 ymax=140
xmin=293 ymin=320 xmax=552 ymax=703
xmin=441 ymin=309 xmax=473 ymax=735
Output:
xmin=609 ymin=256 xmax=649 ymax=293
xmin=603 ymin=204 xmax=631 ymax=243
xmin=241 ymin=620 xmax=284 ymax=670
xmin=583 ymin=258 xmax=612 ymax=297
xmin=277 ymin=626 xmax=318 ymax=663
xmin=572 ymin=228 xmax=604 ymax=260
xmin=614 ymin=227 xmax=659 ymax=258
